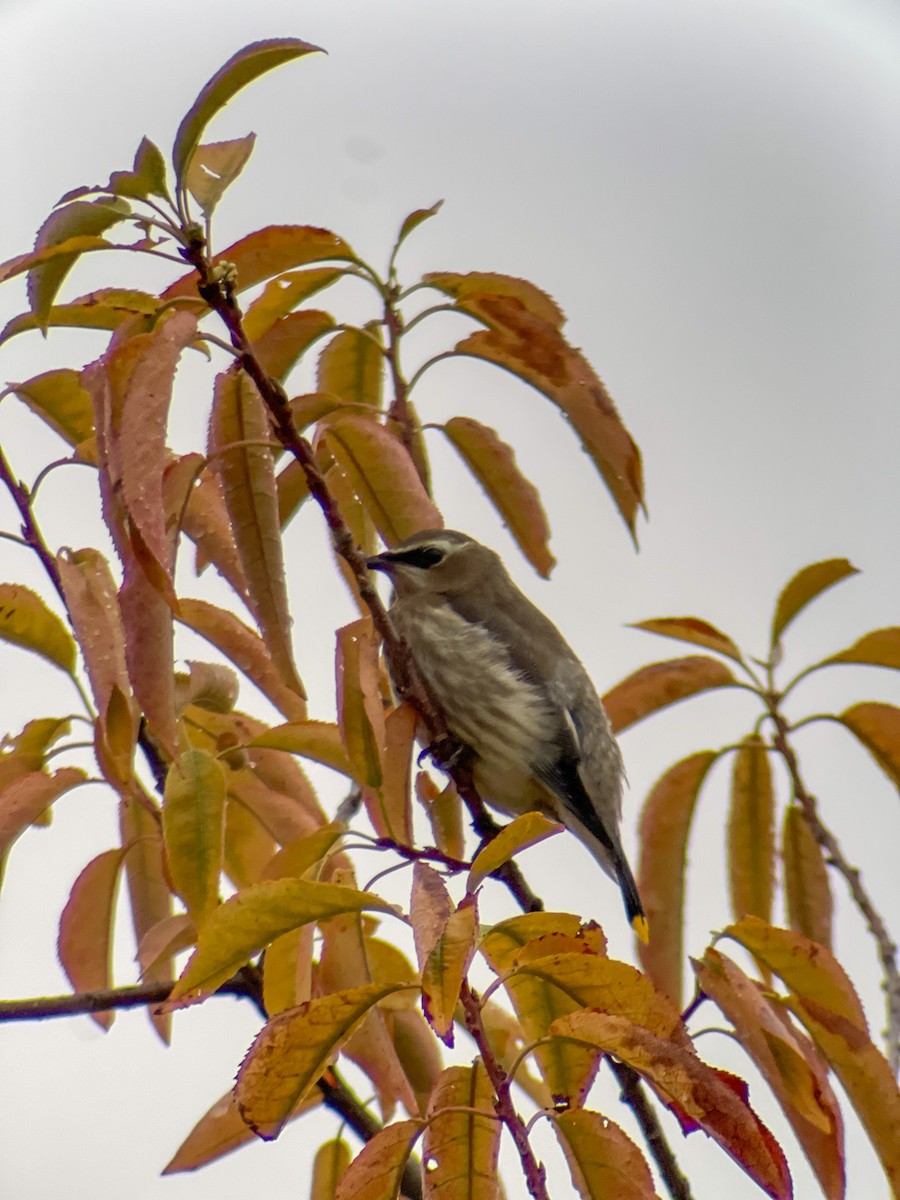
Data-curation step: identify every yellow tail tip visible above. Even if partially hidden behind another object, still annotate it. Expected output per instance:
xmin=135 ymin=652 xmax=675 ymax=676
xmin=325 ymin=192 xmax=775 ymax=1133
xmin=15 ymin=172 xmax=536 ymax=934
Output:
xmin=632 ymin=914 xmax=650 ymax=945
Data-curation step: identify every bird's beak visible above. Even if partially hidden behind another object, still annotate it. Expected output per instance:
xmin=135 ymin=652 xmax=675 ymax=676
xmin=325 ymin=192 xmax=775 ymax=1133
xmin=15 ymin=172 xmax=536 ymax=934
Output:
xmin=366 ymin=551 xmax=393 ymax=573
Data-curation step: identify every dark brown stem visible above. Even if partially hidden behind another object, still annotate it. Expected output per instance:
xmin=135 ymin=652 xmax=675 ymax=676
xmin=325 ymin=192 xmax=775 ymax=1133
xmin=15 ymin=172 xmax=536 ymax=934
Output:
xmin=181 ymin=240 xmax=542 ymax=916
xmin=460 ymin=982 xmax=550 ymax=1200
xmin=607 ymin=1059 xmax=695 ymax=1200
xmin=768 ymin=707 xmax=900 ymax=1073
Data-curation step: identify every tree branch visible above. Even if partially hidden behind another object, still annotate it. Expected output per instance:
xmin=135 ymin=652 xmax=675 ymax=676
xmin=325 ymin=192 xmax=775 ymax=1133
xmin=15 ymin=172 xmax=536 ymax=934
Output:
xmin=769 ymin=707 xmax=900 ymax=1074
xmin=607 ymin=1059 xmax=695 ymax=1200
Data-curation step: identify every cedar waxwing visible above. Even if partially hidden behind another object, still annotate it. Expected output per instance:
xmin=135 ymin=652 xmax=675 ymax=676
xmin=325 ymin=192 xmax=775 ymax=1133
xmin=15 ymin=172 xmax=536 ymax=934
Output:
xmin=367 ymin=529 xmax=648 ymax=942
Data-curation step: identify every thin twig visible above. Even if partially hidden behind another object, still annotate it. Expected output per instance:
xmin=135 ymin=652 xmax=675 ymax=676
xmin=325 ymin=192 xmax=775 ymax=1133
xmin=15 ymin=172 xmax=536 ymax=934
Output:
xmin=769 ymin=708 xmax=900 ymax=1073
xmin=607 ymin=1059 xmax=695 ymax=1200
xmin=460 ymin=982 xmax=550 ymax=1200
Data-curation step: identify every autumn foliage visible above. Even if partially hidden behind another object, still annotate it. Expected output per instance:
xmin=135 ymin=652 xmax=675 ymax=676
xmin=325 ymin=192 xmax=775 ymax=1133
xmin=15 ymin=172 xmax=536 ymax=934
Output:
xmin=0 ymin=39 xmax=898 ymax=1200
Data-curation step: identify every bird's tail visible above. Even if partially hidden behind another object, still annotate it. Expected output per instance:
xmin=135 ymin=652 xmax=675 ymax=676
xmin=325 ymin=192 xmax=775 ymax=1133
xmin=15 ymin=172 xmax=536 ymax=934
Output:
xmin=615 ymin=855 xmax=649 ymax=945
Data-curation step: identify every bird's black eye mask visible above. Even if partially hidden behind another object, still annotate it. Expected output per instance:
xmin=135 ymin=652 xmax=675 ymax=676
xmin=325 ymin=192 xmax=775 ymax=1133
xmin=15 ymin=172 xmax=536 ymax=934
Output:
xmin=383 ymin=547 xmax=445 ymax=570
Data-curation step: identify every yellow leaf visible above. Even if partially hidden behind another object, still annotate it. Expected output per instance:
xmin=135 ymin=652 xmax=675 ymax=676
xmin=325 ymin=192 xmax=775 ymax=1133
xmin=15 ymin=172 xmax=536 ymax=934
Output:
xmin=418 ymin=774 xmax=464 ymax=861
xmin=839 ymin=702 xmax=900 ymax=788
xmin=208 ymin=369 xmax=305 ymax=700
xmin=322 ymin=414 xmax=442 ymax=545
xmin=163 ymin=750 xmax=226 ymax=922
xmin=726 ymin=917 xmax=900 ymax=1195
xmin=311 ymin=1138 xmax=352 ymax=1200
xmin=467 ymin=812 xmax=562 ymax=893
xmin=243 ymin=270 xmax=345 ymax=340
xmin=120 ymin=787 xmax=172 ymax=1042
xmin=334 ymin=1120 xmax=424 ymax=1200
xmin=389 ymin=1008 xmax=444 ymax=1113
xmin=263 ymin=924 xmax=314 ymax=1016
xmin=317 ymin=326 xmax=384 ymax=407
xmin=636 ymin=752 xmax=716 ymax=1004
xmin=825 ymin=626 xmax=900 ymax=671
xmin=602 ymin=657 xmax=736 ymax=734
xmin=163 ymin=1087 xmax=321 ymax=1173
xmin=727 ymin=735 xmax=775 ymax=927
xmin=169 ymin=878 xmax=400 ymax=1001
xmin=0 ymin=583 xmax=76 ymax=673
xmin=782 ymin=806 xmax=833 ymax=948
xmin=440 ymin=416 xmax=554 ymax=577
xmin=771 ymin=558 xmax=858 ymax=647
xmin=372 ymin=703 xmax=416 ymax=844
xmin=552 ymin=1011 xmax=791 ymax=1200
xmin=422 ymin=1062 xmax=500 ymax=1200
xmin=252 ymin=310 xmax=335 ymax=382
xmin=479 ymin=912 xmax=599 ymax=971
xmin=262 ymin=826 xmax=345 ymax=882
xmin=57 ymin=848 xmax=124 ymax=1031
xmin=394 ymin=200 xmax=444 ymax=250
xmin=694 ymin=948 xmax=844 ymax=1200
xmin=6 ymin=369 xmax=94 ymax=444
xmin=235 ymin=982 xmax=415 ymax=1139
xmin=424 ymin=270 xmax=565 ymax=327
xmin=553 ymin=1109 xmax=661 ymax=1200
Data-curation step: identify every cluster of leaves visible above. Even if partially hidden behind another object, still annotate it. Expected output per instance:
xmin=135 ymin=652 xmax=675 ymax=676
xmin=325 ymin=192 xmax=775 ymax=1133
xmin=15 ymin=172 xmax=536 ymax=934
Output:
xmin=0 ymin=38 xmax=898 ymax=1200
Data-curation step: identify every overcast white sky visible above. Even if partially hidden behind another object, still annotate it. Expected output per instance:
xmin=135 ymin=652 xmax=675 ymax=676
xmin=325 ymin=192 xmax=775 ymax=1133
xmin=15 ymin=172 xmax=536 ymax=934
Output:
xmin=0 ymin=1 xmax=898 ymax=1198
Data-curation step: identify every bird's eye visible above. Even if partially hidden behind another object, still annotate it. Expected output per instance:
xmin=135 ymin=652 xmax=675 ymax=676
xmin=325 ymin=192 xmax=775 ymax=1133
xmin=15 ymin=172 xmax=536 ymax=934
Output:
xmin=390 ymin=546 xmax=445 ymax=570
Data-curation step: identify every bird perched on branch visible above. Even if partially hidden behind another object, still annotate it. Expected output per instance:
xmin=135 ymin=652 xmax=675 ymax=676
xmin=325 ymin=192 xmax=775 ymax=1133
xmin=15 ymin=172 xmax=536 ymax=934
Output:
xmin=367 ymin=529 xmax=648 ymax=943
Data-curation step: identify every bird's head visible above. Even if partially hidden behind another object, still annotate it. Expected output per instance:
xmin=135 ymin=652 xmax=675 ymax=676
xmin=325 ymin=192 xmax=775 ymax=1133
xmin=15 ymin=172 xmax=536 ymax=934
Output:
xmin=367 ymin=529 xmax=501 ymax=598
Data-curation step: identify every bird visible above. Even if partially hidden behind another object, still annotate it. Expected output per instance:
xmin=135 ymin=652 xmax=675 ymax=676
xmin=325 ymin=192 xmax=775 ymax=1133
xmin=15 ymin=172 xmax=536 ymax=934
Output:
xmin=367 ymin=528 xmax=648 ymax=943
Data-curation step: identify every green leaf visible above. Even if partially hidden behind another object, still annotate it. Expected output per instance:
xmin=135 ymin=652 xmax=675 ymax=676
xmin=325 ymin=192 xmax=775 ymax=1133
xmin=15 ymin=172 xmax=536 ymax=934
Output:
xmin=173 ymin=39 xmax=324 ymax=186
xmin=727 ymin=735 xmax=775 ymax=927
xmin=393 ymin=200 xmax=443 ymax=256
xmin=771 ymin=559 xmax=859 ymax=647
xmin=316 ymin=326 xmax=384 ymax=407
xmin=106 ymin=137 xmax=170 ymax=200
xmin=0 ymin=584 xmax=76 ymax=673
xmin=163 ymin=750 xmax=226 ymax=922
xmin=467 ymin=813 xmax=562 ymax=893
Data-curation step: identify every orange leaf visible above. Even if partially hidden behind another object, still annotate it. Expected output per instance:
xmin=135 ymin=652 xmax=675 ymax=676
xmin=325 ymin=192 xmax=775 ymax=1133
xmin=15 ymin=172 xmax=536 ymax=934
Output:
xmin=235 ymin=982 xmax=414 ymax=1138
xmin=726 ymin=918 xmax=899 ymax=1196
xmin=450 ymin=295 xmax=642 ymax=541
xmin=0 ymin=768 xmax=85 ymax=859
xmin=57 ymin=848 xmax=124 ymax=1031
xmin=771 ymin=559 xmax=858 ymax=647
xmin=163 ymin=1087 xmax=321 ymax=1173
xmin=177 ymin=598 xmax=307 ymax=720
xmin=424 ymin=270 xmax=565 ymax=328
xmin=317 ymin=326 xmax=384 ymax=407
xmin=208 ymin=369 xmax=304 ymax=700
xmin=728 ymin=735 xmax=775 ymax=926
xmin=376 ymin=702 xmax=416 ymax=844
xmin=251 ymin=309 xmax=335 ymax=382
xmin=782 ymin=806 xmax=833 ymax=948
xmin=226 ymin=768 xmax=320 ymax=849
xmin=630 ymin=616 xmax=743 ymax=663
xmin=553 ymin=1109 xmax=661 ymax=1200
xmin=636 ymin=752 xmax=716 ymax=1004
xmin=422 ymin=1062 xmax=501 ymax=1200
xmin=120 ymin=788 xmax=172 ymax=1042
xmin=321 ymin=414 xmax=442 ymax=545
xmin=243 ymin=268 xmax=345 ymax=340
xmin=417 ymin=774 xmax=464 ymax=862
xmin=421 ymin=894 xmax=479 ymax=1046
xmin=440 ymin=416 xmax=554 ymax=577
xmin=163 ymin=224 xmax=353 ymax=303
xmin=181 ymin=466 xmax=251 ymax=602
xmin=336 ymin=618 xmax=385 ymax=789
xmin=838 ymin=702 xmax=900 ymax=788
xmin=334 ymin=1119 xmax=424 ymax=1200
xmin=553 ymin=1011 xmax=791 ymax=1200
xmin=602 ymin=657 xmax=736 ymax=734
xmin=172 ymin=39 xmax=323 ymax=183
xmin=695 ymin=949 xmax=844 ymax=1200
